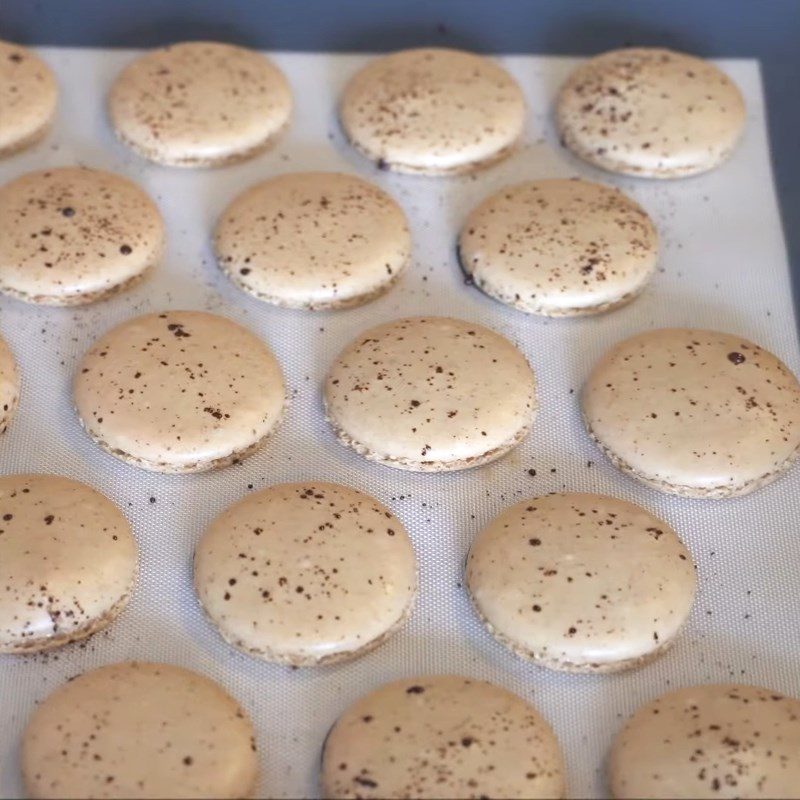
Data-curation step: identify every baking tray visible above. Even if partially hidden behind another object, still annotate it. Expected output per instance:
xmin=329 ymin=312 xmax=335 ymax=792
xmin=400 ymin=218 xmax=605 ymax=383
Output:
xmin=1 ymin=48 xmax=799 ymax=799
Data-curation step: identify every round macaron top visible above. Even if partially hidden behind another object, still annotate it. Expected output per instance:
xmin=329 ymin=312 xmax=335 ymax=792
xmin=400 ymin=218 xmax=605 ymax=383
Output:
xmin=466 ymin=493 xmax=696 ymax=672
xmin=321 ymin=675 xmax=565 ymax=799
xmin=108 ymin=41 xmax=292 ymax=167
xmin=582 ymin=329 xmax=800 ymax=496
xmin=0 ymin=40 xmax=57 ymax=156
xmin=609 ymin=684 xmax=800 ymax=799
xmin=74 ymin=311 xmax=285 ymax=472
xmin=0 ymin=167 xmax=164 ymax=305
xmin=459 ymin=178 xmax=658 ymax=316
xmin=557 ymin=48 xmax=745 ymax=178
xmin=194 ymin=482 xmax=417 ymax=665
xmin=340 ymin=48 xmax=525 ymax=175
xmin=0 ymin=332 xmax=19 ymax=432
xmin=324 ymin=316 xmax=537 ymax=471
xmin=21 ymin=661 xmax=259 ymax=799
xmin=214 ymin=172 xmax=410 ymax=309
xmin=0 ymin=474 xmax=136 ymax=653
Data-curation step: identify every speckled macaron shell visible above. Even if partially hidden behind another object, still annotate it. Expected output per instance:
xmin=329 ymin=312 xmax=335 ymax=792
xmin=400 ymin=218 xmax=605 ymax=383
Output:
xmin=556 ymin=48 xmax=745 ymax=178
xmin=324 ymin=316 xmax=537 ymax=471
xmin=0 ymin=333 xmax=19 ymax=433
xmin=0 ymin=474 xmax=136 ymax=654
xmin=0 ymin=41 xmax=57 ymax=157
xmin=108 ymin=41 xmax=292 ymax=167
xmin=458 ymin=179 xmax=658 ymax=316
xmin=74 ymin=311 xmax=285 ymax=473
xmin=194 ymin=482 xmax=417 ymax=666
xmin=0 ymin=167 xmax=164 ymax=305
xmin=321 ymin=675 xmax=565 ymax=799
xmin=609 ymin=684 xmax=800 ymax=799
xmin=582 ymin=328 xmax=800 ymax=497
xmin=340 ymin=48 xmax=525 ymax=175
xmin=214 ymin=172 xmax=411 ymax=309
xmin=466 ymin=493 xmax=696 ymax=673
xmin=21 ymin=662 xmax=259 ymax=799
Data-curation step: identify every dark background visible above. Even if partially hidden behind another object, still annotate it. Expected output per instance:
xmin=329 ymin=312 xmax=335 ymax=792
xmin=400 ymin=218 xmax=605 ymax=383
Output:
xmin=3 ymin=0 xmax=799 ymax=325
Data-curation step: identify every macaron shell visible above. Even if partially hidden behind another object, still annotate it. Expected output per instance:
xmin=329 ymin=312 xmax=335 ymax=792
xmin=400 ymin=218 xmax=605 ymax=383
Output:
xmin=609 ymin=684 xmax=800 ymax=799
xmin=557 ymin=48 xmax=745 ymax=178
xmin=0 ymin=474 xmax=136 ymax=653
xmin=459 ymin=179 xmax=658 ymax=315
xmin=194 ymin=482 xmax=417 ymax=665
xmin=74 ymin=311 xmax=285 ymax=473
xmin=466 ymin=493 xmax=696 ymax=672
xmin=324 ymin=316 xmax=537 ymax=471
xmin=340 ymin=48 xmax=525 ymax=175
xmin=321 ymin=675 xmax=565 ymax=799
xmin=0 ymin=41 xmax=57 ymax=157
xmin=582 ymin=329 xmax=800 ymax=497
xmin=0 ymin=333 xmax=19 ymax=433
xmin=108 ymin=41 xmax=291 ymax=167
xmin=0 ymin=167 xmax=164 ymax=305
xmin=21 ymin=662 xmax=259 ymax=799
xmin=214 ymin=172 xmax=410 ymax=309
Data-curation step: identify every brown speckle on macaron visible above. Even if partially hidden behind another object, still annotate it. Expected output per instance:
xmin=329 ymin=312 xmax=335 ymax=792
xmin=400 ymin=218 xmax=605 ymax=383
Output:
xmin=73 ymin=311 xmax=285 ymax=473
xmin=108 ymin=41 xmax=292 ymax=167
xmin=0 ymin=167 xmax=164 ymax=306
xmin=322 ymin=675 xmax=565 ymax=798
xmin=194 ymin=482 xmax=417 ymax=666
xmin=340 ymin=48 xmax=525 ymax=175
xmin=556 ymin=48 xmax=745 ymax=178
xmin=324 ymin=316 xmax=537 ymax=472
xmin=0 ymin=40 xmax=57 ymax=157
xmin=21 ymin=662 xmax=259 ymax=798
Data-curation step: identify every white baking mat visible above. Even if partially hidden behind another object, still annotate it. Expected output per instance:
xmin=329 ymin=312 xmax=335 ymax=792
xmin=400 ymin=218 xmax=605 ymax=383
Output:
xmin=0 ymin=49 xmax=798 ymax=800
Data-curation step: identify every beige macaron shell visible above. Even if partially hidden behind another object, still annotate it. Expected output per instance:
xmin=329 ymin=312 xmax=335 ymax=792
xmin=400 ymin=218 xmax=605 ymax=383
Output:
xmin=609 ymin=684 xmax=800 ymax=799
xmin=214 ymin=172 xmax=410 ymax=309
xmin=459 ymin=179 xmax=658 ymax=315
xmin=0 ymin=474 xmax=136 ymax=653
xmin=321 ymin=675 xmax=565 ymax=799
xmin=0 ymin=333 xmax=19 ymax=432
xmin=340 ymin=48 xmax=525 ymax=175
xmin=74 ymin=311 xmax=285 ymax=472
xmin=324 ymin=317 xmax=537 ymax=471
xmin=0 ymin=167 xmax=164 ymax=305
xmin=108 ymin=41 xmax=291 ymax=167
xmin=194 ymin=482 xmax=417 ymax=665
xmin=466 ymin=493 xmax=696 ymax=672
xmin=557 ymin=48 xmax=745 ymax=178
xmin=582 ymin=329 xmax=800 ymax=497
xmin=0 ymin=41 xmax=57 ymax=157
xmin=22 ymin=662 xmax=259 ymax=799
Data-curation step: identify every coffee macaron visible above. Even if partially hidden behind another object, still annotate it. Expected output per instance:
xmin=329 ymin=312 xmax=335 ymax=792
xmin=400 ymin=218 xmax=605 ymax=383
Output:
xmin=609 ymin=684 xmax=800 ymax=799
xmin=0 ymin=332 xmax=19 ymax=433
xmin=321 ymin=675 xmax=565 ymax=799
xmin=21 ymin=662 xmax=259 ymax=799
xmin=466 ymin=493 xmax=696 ymax=672
xmin=0 ymin=474 xmax=136 ymax=653
xmin=458 ymin=178 xmax=658 ymax=315
xmin=324 ymin=316 xmax=536 ymax=471
xmin=582 ymin=328 xmax=800 ymax=497
xmin=214 ymin=172 xmax=410 ymax=309
xmin=109 ymin=41 xmax=291 ymax=167
xmin=0 ymin=167 xmax=164 ymax=305
xmin=74 ymin=311 xmax=285 ymax=473
xmin=0 ymin=40 xmax=57 ymax=157
xmin=557 ymin=48 xmax=745 ymax=178
xmin=194 ymin=482 xmax=416 ymax=665
xmin=340 ymin=48 xmax=525 ymax=175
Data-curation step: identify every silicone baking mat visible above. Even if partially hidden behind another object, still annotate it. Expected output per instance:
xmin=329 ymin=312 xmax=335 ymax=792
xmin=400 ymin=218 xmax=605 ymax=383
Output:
xmin=1 ymin=49 xmax=798 ymax=799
